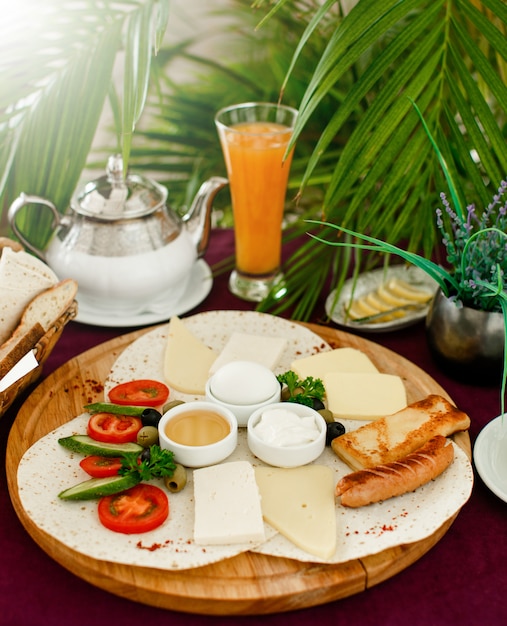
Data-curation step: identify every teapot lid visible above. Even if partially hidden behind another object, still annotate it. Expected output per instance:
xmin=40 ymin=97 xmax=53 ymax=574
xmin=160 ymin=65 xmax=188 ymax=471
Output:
xmin=72 ymin=154 xmax=167 ymax=219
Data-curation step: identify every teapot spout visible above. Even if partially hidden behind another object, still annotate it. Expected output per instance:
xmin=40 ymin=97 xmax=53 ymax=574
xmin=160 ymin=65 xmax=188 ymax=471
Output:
xmin=182 ymin=176 xmax=228 ymax=257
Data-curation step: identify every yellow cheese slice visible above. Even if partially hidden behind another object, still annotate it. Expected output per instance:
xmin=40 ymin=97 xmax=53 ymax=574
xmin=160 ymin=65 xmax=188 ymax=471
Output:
xmin=291 ymin=347 xmax=378 ymax=380
xmin=254 ymin=465 xmax=337 ymax=560
xmin=163 ymin=316 xmax=218 ymax=394
xmin=325 ymin=371 xmax=407 ymax=420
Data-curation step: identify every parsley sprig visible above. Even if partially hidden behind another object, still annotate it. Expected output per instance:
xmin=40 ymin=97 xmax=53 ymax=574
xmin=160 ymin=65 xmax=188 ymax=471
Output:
xmin=119 ymin=445 xmax=176 ymax=482
xmin=276 ymin=370 xmax=325 ymax=407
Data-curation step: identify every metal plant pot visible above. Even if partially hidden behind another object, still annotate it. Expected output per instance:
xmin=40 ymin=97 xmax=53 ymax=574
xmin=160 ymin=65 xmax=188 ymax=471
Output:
xmin=425 ymin=289 xmax=505 ymax=385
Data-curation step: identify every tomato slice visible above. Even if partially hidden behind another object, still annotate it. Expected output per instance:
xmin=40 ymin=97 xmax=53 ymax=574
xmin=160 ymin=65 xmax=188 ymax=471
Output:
xmin=87 ymin=412 xmax=142 ymax=444
xmin=79 ymin=456 xmax=123 ymax=478
xmin=108 ymin=379 xmax=170 ymax=408
xmin=97 ymin=484 xmax=169 ymax=534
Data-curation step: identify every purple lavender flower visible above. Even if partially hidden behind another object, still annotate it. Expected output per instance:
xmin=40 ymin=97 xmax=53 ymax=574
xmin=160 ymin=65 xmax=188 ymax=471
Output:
xmin=435 ymin=180 xmax=507 ymax=312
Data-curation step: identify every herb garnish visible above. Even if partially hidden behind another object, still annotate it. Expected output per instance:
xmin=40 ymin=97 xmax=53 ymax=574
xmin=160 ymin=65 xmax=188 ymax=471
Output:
xmin=119 ymin=445 xmax=176 ymax=482
xmin=277 ymin=370 xmax=325 ymax=407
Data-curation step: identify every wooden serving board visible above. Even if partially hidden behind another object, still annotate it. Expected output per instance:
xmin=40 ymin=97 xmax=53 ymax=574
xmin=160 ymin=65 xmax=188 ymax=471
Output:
xmin=6 ymin=322 xmax=470 ymax=615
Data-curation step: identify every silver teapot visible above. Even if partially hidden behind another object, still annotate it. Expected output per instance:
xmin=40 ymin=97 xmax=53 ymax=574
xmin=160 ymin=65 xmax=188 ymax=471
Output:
xmin=8 ymin=155 xmax=227 ymax=316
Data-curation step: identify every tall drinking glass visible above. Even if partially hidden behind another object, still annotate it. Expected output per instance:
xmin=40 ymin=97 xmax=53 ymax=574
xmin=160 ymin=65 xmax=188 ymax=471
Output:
xmin=215 ymin=102 xmax=298 ymax=302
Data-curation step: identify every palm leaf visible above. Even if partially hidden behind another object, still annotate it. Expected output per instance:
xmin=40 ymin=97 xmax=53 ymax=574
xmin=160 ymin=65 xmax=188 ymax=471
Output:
xmin=0 ymin=0 xmax=169 ymax=244
xmin=255 ymin=0 xmax=507 ymax=319
xmin=95 ymin=0 xmax=506 ymax=321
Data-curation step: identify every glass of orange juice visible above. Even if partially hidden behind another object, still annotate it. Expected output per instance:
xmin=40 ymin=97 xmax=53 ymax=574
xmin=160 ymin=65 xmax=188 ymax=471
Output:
xmin=215 ymin=102 xmax=298 ymax=301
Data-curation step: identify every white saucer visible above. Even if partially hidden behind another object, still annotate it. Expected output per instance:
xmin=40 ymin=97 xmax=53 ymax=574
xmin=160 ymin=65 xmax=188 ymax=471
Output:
xmin=75 ymin=260 xmax=213 ymax=327
xmin=473 ymin=415 xmax=507 ymax=502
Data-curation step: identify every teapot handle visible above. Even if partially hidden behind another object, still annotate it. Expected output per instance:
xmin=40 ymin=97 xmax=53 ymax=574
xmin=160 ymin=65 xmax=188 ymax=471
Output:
xmin=7 ymin=193 xmax=62 ymax=260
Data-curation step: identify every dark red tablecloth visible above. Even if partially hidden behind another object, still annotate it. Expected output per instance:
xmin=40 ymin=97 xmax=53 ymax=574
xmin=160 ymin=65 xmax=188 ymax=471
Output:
xmin=1 ymin=229 xmax=505 ymax=626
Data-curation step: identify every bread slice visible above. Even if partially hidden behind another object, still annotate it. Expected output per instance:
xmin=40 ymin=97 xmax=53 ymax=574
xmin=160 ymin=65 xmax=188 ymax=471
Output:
xmin=0 ymin=237 xmax=24 ymax=253
xmin=0 ymin=279 xmax=78 ymax=374
xmin=0 ymin=323 xmax=45 ymax=381
xmin=331 ymin=394 xmax=470 ymax=470
xmin=18 ymin=278 xmax=78 ymax=332
xmin=0 ymin=246 xmax=59 ymax=344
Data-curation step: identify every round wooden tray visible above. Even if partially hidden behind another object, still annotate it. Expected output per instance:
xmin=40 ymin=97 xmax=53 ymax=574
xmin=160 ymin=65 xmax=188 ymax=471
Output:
xmin=6 ymin=322 xmax=470 ymax=615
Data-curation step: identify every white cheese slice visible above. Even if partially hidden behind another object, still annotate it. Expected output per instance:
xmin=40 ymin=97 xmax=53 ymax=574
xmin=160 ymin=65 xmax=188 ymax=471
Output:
xmin=163 ymin=316 xmax=218 ymax=394
xmin=209 ymin=332 xmax=287 ymax=375
xmin=254 ymin=465 xmax=337 ymax=560
xmin=193 ymin=461 xmax=266 ymax=545
xmin=325 ymin=371 xmax=407 ymax=420
xmin=291 ymin=347 xmax=378 ymax=380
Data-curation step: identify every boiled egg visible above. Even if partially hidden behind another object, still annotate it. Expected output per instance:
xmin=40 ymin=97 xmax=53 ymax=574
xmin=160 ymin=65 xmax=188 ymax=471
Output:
xmin=209 ymin=360 xmax=280 ymax=405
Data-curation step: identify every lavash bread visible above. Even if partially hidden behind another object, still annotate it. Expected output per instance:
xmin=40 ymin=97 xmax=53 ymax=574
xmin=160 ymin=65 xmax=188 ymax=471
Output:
xmin=0 ymin=244 xmax=59 ymax=345
xmin=331 ymin=394 xmax=470 ymax=470
xmin=335 ymin=435 xmax=455 ymax=507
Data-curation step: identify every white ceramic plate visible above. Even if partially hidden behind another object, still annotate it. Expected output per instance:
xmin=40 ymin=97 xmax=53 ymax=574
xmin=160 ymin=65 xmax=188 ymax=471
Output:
xmin=473 ymin=415 xmax=507 ymax=502
xmin=75 ymin=260 xmax=212 ymax=327
xmin=326 ymin=265 xmax=438 ymax=333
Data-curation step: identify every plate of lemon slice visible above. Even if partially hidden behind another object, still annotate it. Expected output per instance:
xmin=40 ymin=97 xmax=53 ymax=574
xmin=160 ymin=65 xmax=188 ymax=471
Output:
xmin=326 ymin=265 xmax=438 ymax=333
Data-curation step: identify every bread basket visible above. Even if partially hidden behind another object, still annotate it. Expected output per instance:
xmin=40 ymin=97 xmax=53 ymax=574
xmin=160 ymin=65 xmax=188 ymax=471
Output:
xmin=0 ymin=237 xmax=78 ymax=417
xmin=0 ymin=299 xmax=78 ymax=418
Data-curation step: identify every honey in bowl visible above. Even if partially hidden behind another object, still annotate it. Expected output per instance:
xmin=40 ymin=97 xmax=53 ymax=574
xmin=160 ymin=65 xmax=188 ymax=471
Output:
xmin=165 ymin=409 xmax=231 ymax=446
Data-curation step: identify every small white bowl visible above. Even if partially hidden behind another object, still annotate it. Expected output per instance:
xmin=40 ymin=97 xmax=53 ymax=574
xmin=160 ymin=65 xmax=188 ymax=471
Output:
xmin=158 ymin=401 xmax=238 ymax=468
xmin=247 ymin=402 xmax=326 ymax=468
xmin=205 ymin=361 xmax=281 ymax=427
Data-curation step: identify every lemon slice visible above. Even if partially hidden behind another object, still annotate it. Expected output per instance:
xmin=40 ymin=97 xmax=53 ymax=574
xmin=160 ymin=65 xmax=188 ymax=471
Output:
xmin=346 ymin=298 xmax=378 ymax=318
xmin=376 ymin=283 xmax=413 ymax=307
xmin=364 ymin=291 xmax=407 ymax=319
xmin=386 ymin=277 xmax=433 ymax=303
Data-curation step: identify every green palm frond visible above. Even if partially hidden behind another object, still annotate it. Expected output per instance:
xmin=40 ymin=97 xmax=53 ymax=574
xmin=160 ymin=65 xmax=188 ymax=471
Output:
xmin=255 ymin=0 xmax=507 ymax=319
xmin=0 ymin=0 xmax=169 ymax=246
xmin=126 ymin=0 xmax=506 ymax=320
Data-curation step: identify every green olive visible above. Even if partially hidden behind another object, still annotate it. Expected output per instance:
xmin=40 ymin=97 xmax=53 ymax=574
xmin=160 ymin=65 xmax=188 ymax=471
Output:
xmin=280 ymin=386 xmax=291 ymax=401
xmin=164 ymin=463 xmax=187 ymax=493
xmin=318 ymin=408 xmax=335 ymax=424
xmin=136 ymin=425 xmax=159 ymax=448
xmin=163 ymin=399 xmax=185 ymax=413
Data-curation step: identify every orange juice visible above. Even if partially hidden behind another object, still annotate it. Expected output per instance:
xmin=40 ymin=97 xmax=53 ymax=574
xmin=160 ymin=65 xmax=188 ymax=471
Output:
xmin=222 ymin=121 xmax=294 ymax=276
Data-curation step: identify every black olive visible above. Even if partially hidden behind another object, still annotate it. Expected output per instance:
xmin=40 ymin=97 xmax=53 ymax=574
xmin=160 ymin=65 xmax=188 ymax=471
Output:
xmin=311 ymin=398 xmax=325 ymax=411
xmin=141 ymin=408 xmax=162 ymax=428
xmin=325 ymin=421 xmax=346 ymax=446
xmin=140 ymin=448 xmax=151 ymax=462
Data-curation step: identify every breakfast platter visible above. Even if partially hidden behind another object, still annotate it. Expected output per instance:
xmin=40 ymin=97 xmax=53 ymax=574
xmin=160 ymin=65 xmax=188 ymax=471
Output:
xmin=6 ymin=312 xmax=472 ymax=615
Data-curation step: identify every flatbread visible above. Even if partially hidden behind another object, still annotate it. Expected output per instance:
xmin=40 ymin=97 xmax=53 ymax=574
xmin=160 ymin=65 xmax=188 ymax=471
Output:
xmin=17 ymin=311 xmax=474 ymax=571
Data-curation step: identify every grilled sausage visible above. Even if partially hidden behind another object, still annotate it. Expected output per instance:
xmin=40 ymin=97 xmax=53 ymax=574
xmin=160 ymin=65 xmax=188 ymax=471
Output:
xmin=335 ymin=435 xmax=454 ymax=507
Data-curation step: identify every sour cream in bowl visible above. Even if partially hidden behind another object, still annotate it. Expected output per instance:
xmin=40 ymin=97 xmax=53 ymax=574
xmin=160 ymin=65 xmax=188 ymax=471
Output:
xmin=205 ymin=360 xmax=281 ymax=427
xmin=247 ymin=402 xmax=326 ymax=468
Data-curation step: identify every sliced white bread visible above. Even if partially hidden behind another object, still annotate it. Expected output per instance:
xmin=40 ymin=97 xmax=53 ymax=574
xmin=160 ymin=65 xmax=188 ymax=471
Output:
xmin=0 ymin=279 xmax=78 ymax=377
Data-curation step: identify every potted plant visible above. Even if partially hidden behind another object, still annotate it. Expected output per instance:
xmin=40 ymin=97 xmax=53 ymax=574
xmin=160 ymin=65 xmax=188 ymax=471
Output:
xmin=308 ymin=103 xmax=507 ymax=413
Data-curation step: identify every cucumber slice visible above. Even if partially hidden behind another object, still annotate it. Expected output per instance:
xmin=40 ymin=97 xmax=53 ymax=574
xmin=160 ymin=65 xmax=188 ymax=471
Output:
xmin=84 ymin=402 xmax=149 ymax=416
xmin=58 ymin=434 xmax=143 ymax=457
xmin=58 ymin=474 xmax=141 ymax=500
